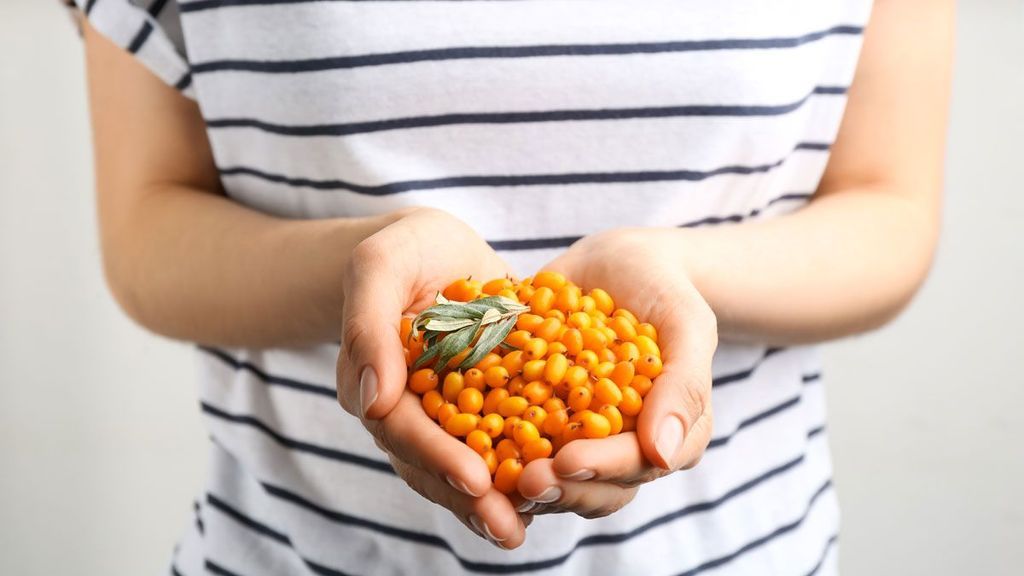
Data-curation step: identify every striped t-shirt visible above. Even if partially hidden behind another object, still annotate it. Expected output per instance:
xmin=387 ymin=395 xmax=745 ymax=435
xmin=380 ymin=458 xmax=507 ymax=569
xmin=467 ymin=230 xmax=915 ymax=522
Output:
xmin=75 ymin=1 xmax=872 ymax=574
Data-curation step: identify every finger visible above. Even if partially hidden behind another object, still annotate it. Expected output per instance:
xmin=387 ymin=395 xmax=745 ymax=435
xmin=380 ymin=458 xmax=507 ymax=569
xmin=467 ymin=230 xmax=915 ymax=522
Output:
xmin=367 ymin=391 xmax=494 ymax=498
xmin=337 ymin=232 xmax=413 ymax=420
xmin=517 ymin=459 xmax=638 ymax=519
xmin=389 ymin=458 xmax=527 ymax=549
xmin=637 ymin=293 xmax=717 ymax=470
xmin=550 ymin=433 xmax=667 ymax=487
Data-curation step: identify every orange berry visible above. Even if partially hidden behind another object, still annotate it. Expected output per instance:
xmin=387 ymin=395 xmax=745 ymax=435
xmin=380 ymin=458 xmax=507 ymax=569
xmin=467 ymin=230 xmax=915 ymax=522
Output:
xmin=543 ymin=398 xmax=566 ymax=413
xmin=563 ymin=365 xmax=589 ymax=389
xmin=493 ymin=458 xmax=523 ymax=495
xmin=516 ymin=284 xmax=535 ymax=303
xmin=609 ymin=316 xmax=638 ymax=342
xmin=579 ymin=295 xmax=596 ymax=313
xmin=545 ymin=309 xmax=567 ymax=323
xmin=478 ymin=413 xmax=504 ymax=438
xmin=516 ymin=313 xmax=544 ymax=333
xmin=495 ymin=438 xmax=521 ymax=463
xmin=599 ymin=404 xmax=624 ymax=435
xmin=483 ymin=388 xmax=510 ymax=415
xmin=616 ymin=341 xmax=641 ymax=363
xmin=562 ymin=421 xmax=585 ymax=444
xmin=529 ymin=286 xmax=556 ymax=315
xmin=535 ymin=317 xmax=562 ymax=342
xmin=500 ymin=350 xmax=525 ymax=377
xmin=619 ymin=386 xmax=643 ymax=416
xmin=637 ymin=354 xmax=663 ymax=379
xmin=629 ymin=374 xmax=654 ymax=398
xmin=399 ymin=316 xmax=414 ymax=345
xmin=522 ymin=437 xmax=553 ymax=463
xmin=554 ymin=285 xmax=581 ymax=313
xmin=574 ymin=350 xmax=599 ymax=372
xmin=466 ymin=429 xmax=493 ymax=454
xmin=610 ymin=361 xmax=636 ymax=388
xmin=442 ymin=371 xmax=465 ymax=402
xmin=498 ymin=396 xmax=529 ymax=418
xmin=498 ymin=288 xmax=519 ymax=301
xmin=522 ymin=359 xmax=547 ymax=382
xmin=589 ymin=288 xmax=615 ymax=315
xmin=636 ymin=322 xmax=658 ymax=342
xmin=560 ymin=328 xmax=584 ymax=356
xmin=593 ymin=361 xmax=616 ymax=379
xmin=445 ymin=413 xmax=480 ymax=436
xmin=482 ymin=449 xmax=499 ymax=474
xmin=444 ymin=348 xmax=471 ymax=371
xmin=484 ymin=365 xmax=511 ymax=388
xmin=457 ymin=387 xmax=484 ymax=415
xmin=443 ymin=278 xmax=482 ymax=302
xmin=594 ymin=378 xmax=623 ymax=406
xmin=612 ymin=309 xmax=640 ymax=326
xmin=502 ymin=416 xmax=522 ymax=439
xmin=599 ymin=347 xmax=618 ymax=364
xmin=522 ymin=381 xmax=553 ymax=405
xmin=547 ymin=342 xmax=568 ymax=357
xmin=507 ymin=375 xmax=526 ymax=396
xmin=581 ymin=328 xmax=609 ymax=352
xmin=513 ymin=420 xmax=541 ymax=446
xmin=437 ymin=403 xmax=458 ymax=426
xmin=580 ymin=411 xmax=611 ymax=439
xmin=462 ymin=370 xmax=485 ymax=392
xmin=568 ymin=386 xmax=593 ymax=413
xmin=635 ymin=335 xmax=661 ymax=359
xmin=543 ymin=409 xmax=569 ymax=436
xmin=601 ymin=326 xmax=619 ymax=345
xmin=408 ymin=368 xmax=439 ymax=394
xmin=533 ymin=271 xmax=568 ymax=291
xmin=482 ymin=278 xmax=513 ymax=295
xmin=475 ymin=353 xmax=503 ymax=372
xmin=522 ymin=405 xmax=548 ymax=429
xmin=421 ymin=390 xmax=444 ymax=420
xmin=506 ymin=330 xmax=532 ymax=350
xmin=544 ymin=353 xmax=569 ymax=385
xmin=567 ymin=312 xmax=592 ymax=330
xmin=522 ymin=338 xmax=549 ymax=361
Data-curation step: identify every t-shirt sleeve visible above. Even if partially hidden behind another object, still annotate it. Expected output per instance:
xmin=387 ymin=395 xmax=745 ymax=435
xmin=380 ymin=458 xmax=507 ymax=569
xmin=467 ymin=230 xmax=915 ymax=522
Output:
xmin=71 ymin=0 xmax=194 ymax=98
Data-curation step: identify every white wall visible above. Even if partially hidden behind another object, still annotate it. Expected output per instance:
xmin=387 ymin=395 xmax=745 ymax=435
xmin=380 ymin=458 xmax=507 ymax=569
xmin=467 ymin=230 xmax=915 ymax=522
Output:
xmin=0 ymin=1 xmax=1020 ymax=574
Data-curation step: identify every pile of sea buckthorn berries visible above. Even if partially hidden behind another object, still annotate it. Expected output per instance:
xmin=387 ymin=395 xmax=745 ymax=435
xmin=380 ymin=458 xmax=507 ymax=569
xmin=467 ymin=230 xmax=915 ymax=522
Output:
xmin=401 ymin=272 xmax=661 ymax=497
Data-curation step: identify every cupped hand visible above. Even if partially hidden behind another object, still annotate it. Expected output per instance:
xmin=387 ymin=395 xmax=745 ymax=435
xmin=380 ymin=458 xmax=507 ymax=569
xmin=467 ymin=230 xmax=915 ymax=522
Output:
xmin=335 ymin=207 xmax=527 ymax=547
xmin=517 ymin=228 xmax=718 ymax=518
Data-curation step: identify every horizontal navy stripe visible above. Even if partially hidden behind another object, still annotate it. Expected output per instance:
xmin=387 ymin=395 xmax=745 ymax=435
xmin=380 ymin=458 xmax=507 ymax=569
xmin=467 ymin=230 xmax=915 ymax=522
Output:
xmin=218 ymin=141 xmax=828 ymax=195
xmin=714 ymin=347 xmax=785 ymax=388
xmin=805 ymin=533 xmax=840 ymax=576
xmin=127 ymin=21 xmax=153 ymax=54
xmin=488 ymin=191 xmax=815 ymax=251
xmin=235 ymin=434 xmax=825 ymax=574
xmin=199 ymin=345 xmax=337 ymax=398
xmin=205 ymin=560 xmax=242 ymax=576
xmin=802 ymin=372 xmax=822 ymax=384
xmin=205 ymin=87 xmax=841 ymax=138
xmin=707 ymin=395 xmax=801 ymax=450
xmin=201 ymin=402 xmax=397 ymax=475
xmin=147 ymin=0 xmax=170 ymax=17
xmin=175 ymin=72 xmax=193 ymax=91
xmin=188 ymin=25 xmax=863 ymax=72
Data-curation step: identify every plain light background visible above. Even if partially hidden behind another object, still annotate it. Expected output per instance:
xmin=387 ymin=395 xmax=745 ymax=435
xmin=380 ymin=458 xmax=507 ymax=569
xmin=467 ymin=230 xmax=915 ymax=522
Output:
xmin=1 ymin=0 xmax=1021 ymax=574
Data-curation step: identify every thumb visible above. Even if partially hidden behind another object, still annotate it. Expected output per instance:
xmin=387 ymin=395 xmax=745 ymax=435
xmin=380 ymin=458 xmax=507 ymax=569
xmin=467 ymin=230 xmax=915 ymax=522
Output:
xmin=636 ymin=296 xmax=717 ymax=471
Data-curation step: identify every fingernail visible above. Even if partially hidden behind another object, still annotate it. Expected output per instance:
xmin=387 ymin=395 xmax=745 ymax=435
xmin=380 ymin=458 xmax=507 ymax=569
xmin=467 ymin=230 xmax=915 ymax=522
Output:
xmin=655 ymin=417 xmax=684 ymax=470
xmin=470 ymin=515 xmax=508 ymax=548
xmin=447 ymin=474 xmax=483 ymax=498
xmin=481 ymin=521 xmax=507 ymax=544
xmin=468 ymin=514 xmax=485 ymax=538
xmin=359 ymin=366 xmax=378 ymax=418
xmin=516 ymin=500 xmax=538 ymax=513
xmin=527 ymin=486 xmax=561 ymax=504
xmin=559 ymin=469 xmax=595 ymax=481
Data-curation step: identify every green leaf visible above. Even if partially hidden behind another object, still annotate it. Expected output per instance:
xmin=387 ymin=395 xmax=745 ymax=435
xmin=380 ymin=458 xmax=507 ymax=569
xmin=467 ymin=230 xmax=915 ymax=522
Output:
xmin=410 ymin=342 xmax=441 ymax=370
xmin=435 ymin=321 xmax=480 ymax=371
xmin=424 ymin=318 xmax=477 ymax=332
xmin=479 ymin=308 xmax=502 ymax=326
xmin=457 ymin=316 xmax=517 ymax=370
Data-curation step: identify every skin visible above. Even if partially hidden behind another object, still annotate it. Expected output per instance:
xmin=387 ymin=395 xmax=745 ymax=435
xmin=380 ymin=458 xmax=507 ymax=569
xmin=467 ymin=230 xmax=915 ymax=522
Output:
xmin=81 ymin=0 xmax=952 ymax=549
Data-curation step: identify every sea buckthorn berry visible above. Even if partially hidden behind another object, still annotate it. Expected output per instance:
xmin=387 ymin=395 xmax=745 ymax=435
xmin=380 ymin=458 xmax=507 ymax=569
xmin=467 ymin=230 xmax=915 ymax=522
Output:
xmin=544 ymin=309 xmax=567 ymax=323
xmin=493 ymin=458 xmax=523 ymax=495
xmin=500 ymin=350 xmax=525 ymax=377
xmin=483 ymin=388 xmax=510 ymax=415
xmin=543 ymin=397 xmax=566 ymax=413
xmin=442 ymin=371 xmax=465 ymax=402
xmin=484 ymin=365 xmax=511 ymax=388
xmin=590 ymin=310 xmax=608 ymax=324
xmin=619 ymin=386 xmax=643 ymax=416
xmin=547 ymin=342 xmax=568 ymax=357
xmin=516 ymin=284 xmax=535 ymax=302
xmin=529 ymin=286 xmax=556 ymax=315
xmin=616 ymin=341 xmax=641 ymax=363
xmin=421 ymin=390 xmax=444 ymax=420
xmin=609 ymin=316 xmax=638 ymax=342
xmin=567 ymin=312 xmax=592 ymax=330
xmin=475 ymin=352 xmax=503 ymax=372
xmin=543 ymin=353 xmax=569 ymax=385
xmin=522 ymin=437 xmax=554 ymax=463
xmin=599 ymin=404 xmax=624 ymax=435
xmin=637 ymin=354 xmax=664 ymax=379
xmin=562 ymin=421 xmax=585 ymax=444
xmin=635 ymin=335 xmax=661 ymax=359
xmin=507 ymin=376 xmax=526 ymax=396
xmin=568 ymin=386 xmax=593 ymax=413
xmin=502 ymin=416 xmax=522 ymax=439
xmin=610 ymin=361 xmax=636 ymax=388
xmin=598 ymin=347 xmax=618 ymax=364
xmin=498 ymin=288 xmax=519 ymax=301
xmin=560 ymin=328 xmax=584 ymax=356
xmin=523 ymin=405 xmax=548 ymax=429
xmin=409 ymin=368 xmax=439 ymax=394
xmin=594 ymin=378 xmax=623 ymax=406
xmin=629 ymin=374 xmax=654 ymax=398
xmin=513 ymin=420 xmax=541 ymax=446
xmin=563 ymin=365 xmax=589 ymax=390
xmin=482 ymin=277 xmax=513 ymax=295
xmin=589 ymin=288 xmax=615 ymax=315
xmin=463 ymin=368 xmax=485 ymax=391
xmin=457 ymin=387 xmax=484 ymax=415
xmin=522 ymin=359 xmax=547 ymax=382
xmin=522 ymin=338 xmax=549 ymax=361
xmin=535 ymin=317 xmax=562 ymax=342
xmin=533 ymin=271 xmax=568 ymax=291
xmin=466 ymin=429 xmax=492 ymax=455
xmin=523 ymin=381 xmax=553 ymax=406
xmin=445 ymin=413 xmax=479 ymax=437
xmin=516 ymin=313 xmax=544 ymax=333
xmin=482 ymin=449 xmax=499 ymax=474
xmin=498 ymin=396 xmax=529 ymax=418
xmin=601 ymin=326 xmax=619 ymax=344
xmin=580 ymin=411 xmax=611 ymax=439
xmin=478 ymin=413 xmax=504 ymax=438
xmin=404 ymin=348 xmax=411 ymax=367
xmin=581 ymin=328 xmax=609 ymax=352
xmin=593 ymin=361 xmax=615 ymax=379
xmin=579 ymin=295 xmax=597 ymax=313
xmin=399 ymin=316 xmax=414 ymax=345
xmin=621 ymin=414 xmax=638 ymax=432
xmin=612 ymin=309 xmax=640 ymax=326
xmin=446 ymin=348 xmax=472 ymax=371
xmin=495 ymin=438 xmax=521 ymax=462
xmin=574 ymin=350 xmax=599 ymax=372
xmin=442 ymin=278 xmax=480 ymax=301
xmin=507 ymin=330 xmax=532 ymax=350
xmin=437 ymin=403 xmax=458 ymax=426
xmin=554 ymin=285 xmax=581 ymax=313
xmin=543 ymin=409 xmax=569 ymax=436
xmin=637 ymin=322 xmax=658 ymax=342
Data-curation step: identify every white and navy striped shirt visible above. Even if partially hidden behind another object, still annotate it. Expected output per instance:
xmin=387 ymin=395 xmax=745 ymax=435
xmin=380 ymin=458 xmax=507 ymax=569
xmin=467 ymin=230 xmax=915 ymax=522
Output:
xmin=76 ymin=1 xmax=872 ymax=574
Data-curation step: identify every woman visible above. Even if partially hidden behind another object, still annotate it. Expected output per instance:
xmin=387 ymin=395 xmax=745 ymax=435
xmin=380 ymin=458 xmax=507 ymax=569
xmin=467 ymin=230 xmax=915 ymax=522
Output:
xmin=70 ymin=0 xmax=951 ymax=574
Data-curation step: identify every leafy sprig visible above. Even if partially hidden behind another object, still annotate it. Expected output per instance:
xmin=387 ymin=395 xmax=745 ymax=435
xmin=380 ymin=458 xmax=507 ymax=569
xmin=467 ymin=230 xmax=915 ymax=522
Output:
xmin=410 ymin=293 xmax=528 ymax=371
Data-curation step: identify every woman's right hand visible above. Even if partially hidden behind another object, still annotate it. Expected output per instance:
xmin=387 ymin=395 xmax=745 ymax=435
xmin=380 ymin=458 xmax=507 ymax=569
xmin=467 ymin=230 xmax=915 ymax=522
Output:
xmin=335 ymin=207 xmax=528 ymax=548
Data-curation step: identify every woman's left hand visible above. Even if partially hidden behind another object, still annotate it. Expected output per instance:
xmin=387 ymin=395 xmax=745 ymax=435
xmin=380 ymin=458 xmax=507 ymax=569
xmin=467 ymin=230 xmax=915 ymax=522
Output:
xmin=515 ymin=228 xmax=718 ymax=518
